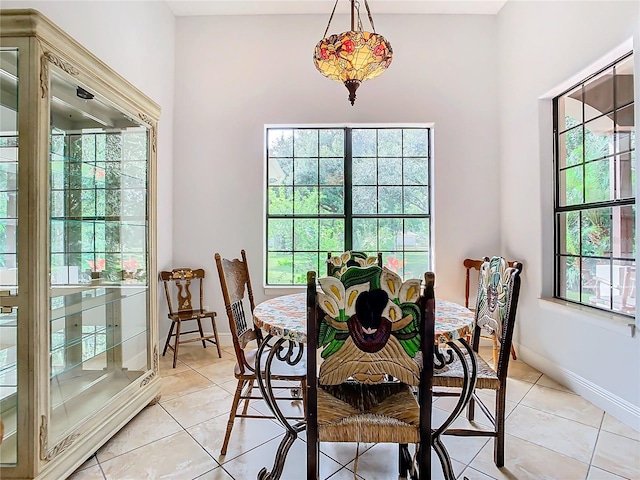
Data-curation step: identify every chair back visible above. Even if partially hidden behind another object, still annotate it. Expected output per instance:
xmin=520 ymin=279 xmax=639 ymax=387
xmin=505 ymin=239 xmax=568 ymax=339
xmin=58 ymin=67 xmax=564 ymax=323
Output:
xmin=472 ymin=256 xmax=522 ymax=378
xmin=464 ymin=258 xmax=523 ymax=310
xmin=160 ymin=268 xmax=205 ymax=316
xmin=214 ymin=250 xmax=261 ymax=373
xmin=326 ymin=251 xmax=383 ymax=277
xmin=311 ymin=265 xmax=427 ymax=386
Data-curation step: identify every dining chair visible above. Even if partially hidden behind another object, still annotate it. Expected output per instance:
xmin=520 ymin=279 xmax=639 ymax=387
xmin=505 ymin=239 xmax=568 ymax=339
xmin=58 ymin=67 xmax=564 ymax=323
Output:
xmin=159 ymin=268 xmax=222 ymax=368
xmin=326 ymin=250 xmax=383 ymax=277
xmin=306 ymin=265 xmax=435 ymax=479
xmin=214 ymin=250 xmax=307 ymax=456
xmin=435 ymin=256 xmax=523 ymax=468
xmin=464 ymin=258 xmax=521 ymax=364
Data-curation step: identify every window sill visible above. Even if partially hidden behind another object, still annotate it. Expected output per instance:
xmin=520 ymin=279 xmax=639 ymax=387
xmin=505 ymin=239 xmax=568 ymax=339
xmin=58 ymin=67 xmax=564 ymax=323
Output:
xmin=538 ymin=298 xmax=636 ymax=337
xmin=263 ymin=285 xmax=305 ymax=298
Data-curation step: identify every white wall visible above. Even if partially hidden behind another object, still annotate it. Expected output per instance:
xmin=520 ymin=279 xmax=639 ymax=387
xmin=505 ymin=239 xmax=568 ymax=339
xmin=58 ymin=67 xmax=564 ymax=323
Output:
xmin=173 ymin=13 xmax=501 ymax=337
xmin=498 ymin=1 xmax=640 ymax=425
xmin=2 ymin=1 xmax=176 ymax=320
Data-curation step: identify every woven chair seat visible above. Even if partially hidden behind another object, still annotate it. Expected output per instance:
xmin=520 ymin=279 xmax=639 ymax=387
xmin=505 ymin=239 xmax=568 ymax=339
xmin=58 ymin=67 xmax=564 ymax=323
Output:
xmin=433 ymin=351 xmax=499 ymax=389
xmin=318 ymin=382 xmax=420 ymax=444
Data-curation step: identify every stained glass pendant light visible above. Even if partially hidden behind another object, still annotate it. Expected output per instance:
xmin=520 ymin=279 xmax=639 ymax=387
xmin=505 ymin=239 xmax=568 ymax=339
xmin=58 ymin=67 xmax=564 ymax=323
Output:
xmin=313 ymin=0 xmax=393 ymax=106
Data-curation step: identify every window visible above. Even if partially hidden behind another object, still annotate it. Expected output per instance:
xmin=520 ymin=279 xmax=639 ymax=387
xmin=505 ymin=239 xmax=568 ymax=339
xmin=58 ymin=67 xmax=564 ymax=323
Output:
xmin=554 ymin=53 xmax=635 ymax=316
xmin=266 ymin=126 xmax=431 ymax=285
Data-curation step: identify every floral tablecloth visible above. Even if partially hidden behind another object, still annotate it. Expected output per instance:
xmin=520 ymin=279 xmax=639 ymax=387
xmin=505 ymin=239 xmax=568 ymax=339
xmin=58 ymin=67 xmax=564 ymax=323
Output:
xmin=253 ymin=292 xmax=474 ymax=345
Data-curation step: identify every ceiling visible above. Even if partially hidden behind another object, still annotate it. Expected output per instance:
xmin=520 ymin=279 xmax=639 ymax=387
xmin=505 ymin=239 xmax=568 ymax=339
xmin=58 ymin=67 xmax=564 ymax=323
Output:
xmin=165 ymin=0 xmax=508 ymax=16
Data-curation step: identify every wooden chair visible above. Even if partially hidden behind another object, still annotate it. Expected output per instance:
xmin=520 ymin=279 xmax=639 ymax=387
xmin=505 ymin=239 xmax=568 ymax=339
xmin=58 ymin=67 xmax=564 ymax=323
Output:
xmin=464 ymin=258 xmax=521 ymax=364
xmin=306 ymin=265 xmax=435 ymax=479
xmin=326 ymin=250 xmax=383 ymax=277
xmin=435 ymin=256 xmax=523 ymax=468
xmin=214 ymin=250 xmax=307 ymax=456
xmin=160 ymin=268 xmax=222 ymax=368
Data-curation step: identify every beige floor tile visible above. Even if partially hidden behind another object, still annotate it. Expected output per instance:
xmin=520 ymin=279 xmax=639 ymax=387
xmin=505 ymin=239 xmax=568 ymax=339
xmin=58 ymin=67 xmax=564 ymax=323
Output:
xmin=196 ymin=359 xmax=239 ymax=386
xmin=325 ymin=466 xmax=365 ymax=479
xmin=76 ymin=454 xmax=98 ymax=471
xmin=222 ymin=434 xmax=342 ymax=480
xmin=470 ymin=432 xmax=590 ymax=480
xmin=433 ymin=391 xmax=517 ymax=429
xmin=160 ymin=369 xmax=215 ymax=401
xmin=188 ymin=409 xmax=283 ymax=463
xmin=217 ymin=379 xmax=241 ymax=395
xmin=100 ymin=431 xmax=218 ymax=480
xmin=601 ymin=413 xmax=640 ymax=441
xmin=246 ymin=389 xmax=306 ymax=420
xmin=439 ymin=415 xmax=491 ymax=465
xmin=343 ymin=442 xmax=465 ymax=480
xmin=587 ymin=466 xmax=630 ymax=479
xmin=317 ymin=441 xmax=375 ymax=467
xmin=194 ymin=466 xmax=235 ymax=479
xmin=504 ymin=377 xmax=535 ymax=403
xmin=592 ymin=430 xmax=640 ymax=479
xmin=506 ymin=405 xmax=599 ymax=463
xmin=161 ymin=384 xmax=234 ymax=429
xmin=459 ymin=466 xmax=497 ymax=480
xmin=520 ymin=384 xmax=604 ymax=428
xmin=96 ymin=404 xmax=183 ymax=463
xmin=67 ymin=465 xmax=106 ymax=480
xmin=158 ymin=351 xmax=191 ymax=375
xmin=536 ymin=374 xmax=574 ymax=393
xmin=506 ymin=359 xmax=542 ymax=384
xmin=174 ymin=344 xmax=233 ymax=370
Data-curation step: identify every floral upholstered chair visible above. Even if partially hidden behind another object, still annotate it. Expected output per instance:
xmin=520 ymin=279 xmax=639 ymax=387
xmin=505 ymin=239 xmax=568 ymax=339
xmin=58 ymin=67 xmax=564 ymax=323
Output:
xmin=434 ymin=256 xmax=522 ymax=468
xmin=306 ymin=265 xmax=435 ymax=479
xmin=326 ymin=250 xmax=383 ymax=277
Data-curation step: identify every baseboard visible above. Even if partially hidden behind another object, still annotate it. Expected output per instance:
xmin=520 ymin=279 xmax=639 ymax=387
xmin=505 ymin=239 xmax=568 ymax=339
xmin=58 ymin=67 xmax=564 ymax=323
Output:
xmin=514 ymin=342 xmax=640 ymax=430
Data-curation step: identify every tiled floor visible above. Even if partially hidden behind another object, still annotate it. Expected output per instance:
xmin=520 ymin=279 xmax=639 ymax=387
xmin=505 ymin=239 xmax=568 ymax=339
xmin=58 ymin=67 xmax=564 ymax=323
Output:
xmin=69 ymin=345 xmax=640 ymax=480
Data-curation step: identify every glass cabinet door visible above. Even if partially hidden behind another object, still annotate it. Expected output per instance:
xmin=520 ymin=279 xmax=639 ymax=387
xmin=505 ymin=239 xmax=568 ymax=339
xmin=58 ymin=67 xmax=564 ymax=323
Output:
xmin=47 ymin=68 xmax=150 ymax=443
xmin=0 ymin=47 xmax=19 ymax=465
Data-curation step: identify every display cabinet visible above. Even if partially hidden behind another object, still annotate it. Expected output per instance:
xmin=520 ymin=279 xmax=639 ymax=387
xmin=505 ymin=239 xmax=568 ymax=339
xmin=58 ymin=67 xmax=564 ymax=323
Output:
xmin=0 ymin=9 xmax=160 ymax=479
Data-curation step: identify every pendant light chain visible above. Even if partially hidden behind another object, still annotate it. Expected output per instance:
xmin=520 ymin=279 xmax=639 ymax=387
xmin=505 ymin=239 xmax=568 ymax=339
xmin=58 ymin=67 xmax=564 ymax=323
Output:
xmin=364 ymin=0 xmax=376 ymax=32
xmin=322 ymin=0 xmax=377 ymax=36
xmin=323 ymin=0 xmax=340 ymax=38
xmin=355 ymin=1 xmax=364 ymax=32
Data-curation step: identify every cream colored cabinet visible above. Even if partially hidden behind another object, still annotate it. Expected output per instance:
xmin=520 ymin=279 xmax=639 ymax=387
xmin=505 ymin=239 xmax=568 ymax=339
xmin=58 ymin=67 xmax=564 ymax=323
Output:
xmin=0 ymin=9 xmax=160 ymax=479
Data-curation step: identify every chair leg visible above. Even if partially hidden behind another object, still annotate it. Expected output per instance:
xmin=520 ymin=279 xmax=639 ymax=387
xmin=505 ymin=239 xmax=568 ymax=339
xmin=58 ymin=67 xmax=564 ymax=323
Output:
xmin=301 ymin=378 xmax=308 ymax=418
xmin=196 ymin=318 xmax=207 ymax=348
xmin=494 ymin=388 xmax=506 ymax=467
xmin=492 ymin=334 xmax=499 ymax=366
xmin=162 ymin=322 xmax=175 ymax=357
xmin=466 ymin=394 xmax=476 ymax=422
xmin=510 ymin=344 xmax=517 ymax=360
xmin=211 ymin=316 xmax=222 ymax=358
xmin=241 ymin=380 xmax=254 ymax=415
xmin=398 ymin=444 xmax=409 ymax=478
xmin=172 ymin=321 xmax=181 ymax=368
xmin=221 ymin=379 xmax=246 ymax=456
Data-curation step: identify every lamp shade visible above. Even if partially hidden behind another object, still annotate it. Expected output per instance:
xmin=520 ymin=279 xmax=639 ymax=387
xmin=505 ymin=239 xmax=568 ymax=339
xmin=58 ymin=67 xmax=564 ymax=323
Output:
xmin=313 ymin=30 xmax=393 ymax=105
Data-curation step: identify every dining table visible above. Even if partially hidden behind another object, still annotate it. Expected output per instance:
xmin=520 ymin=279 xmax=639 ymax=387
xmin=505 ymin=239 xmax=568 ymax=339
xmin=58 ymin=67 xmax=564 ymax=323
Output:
xmin=252 ymin=291 xmax=477 ymax=480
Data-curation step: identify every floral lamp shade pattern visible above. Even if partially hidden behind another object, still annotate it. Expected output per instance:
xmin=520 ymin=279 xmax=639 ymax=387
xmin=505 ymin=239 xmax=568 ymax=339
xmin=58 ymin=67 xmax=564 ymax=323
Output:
xmin=316 ymin=265 xmax=422 ymax=386
xmin=475 ymin=257 xmax=518 ymax=344
xmin=313 ymin=31 xmax=393 ymax=105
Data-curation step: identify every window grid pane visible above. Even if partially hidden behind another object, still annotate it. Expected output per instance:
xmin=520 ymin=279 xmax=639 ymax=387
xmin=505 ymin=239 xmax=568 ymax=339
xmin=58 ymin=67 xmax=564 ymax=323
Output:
xmin=554 ymin=53 xmax=635 ymax=316
xmin=266 ymin=127 xmax=431 ymax=285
